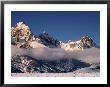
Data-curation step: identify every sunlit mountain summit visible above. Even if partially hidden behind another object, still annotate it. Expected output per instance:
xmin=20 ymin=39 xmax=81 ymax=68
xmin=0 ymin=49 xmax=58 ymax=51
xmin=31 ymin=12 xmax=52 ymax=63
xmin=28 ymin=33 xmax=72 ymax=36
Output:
xmin=11 ymin=22 xmax=96 ymax=51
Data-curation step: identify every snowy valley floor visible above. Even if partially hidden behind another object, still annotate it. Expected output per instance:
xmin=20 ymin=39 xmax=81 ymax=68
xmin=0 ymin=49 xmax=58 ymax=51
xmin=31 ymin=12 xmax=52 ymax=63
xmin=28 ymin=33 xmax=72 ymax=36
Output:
xmin=11 ymin=72 xmax=100 ymax=77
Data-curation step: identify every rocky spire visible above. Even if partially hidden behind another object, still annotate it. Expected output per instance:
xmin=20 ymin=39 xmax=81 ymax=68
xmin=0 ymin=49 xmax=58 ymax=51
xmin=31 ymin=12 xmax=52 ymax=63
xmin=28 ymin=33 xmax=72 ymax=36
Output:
xmin=11 ymin=22 xmax=32 ymax=48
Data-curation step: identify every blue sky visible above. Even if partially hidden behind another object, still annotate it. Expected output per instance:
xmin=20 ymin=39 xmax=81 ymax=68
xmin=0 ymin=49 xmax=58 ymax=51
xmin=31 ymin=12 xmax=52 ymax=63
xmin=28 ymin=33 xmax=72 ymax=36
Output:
xmin=11 ymin=11 xmax=100 ymax=45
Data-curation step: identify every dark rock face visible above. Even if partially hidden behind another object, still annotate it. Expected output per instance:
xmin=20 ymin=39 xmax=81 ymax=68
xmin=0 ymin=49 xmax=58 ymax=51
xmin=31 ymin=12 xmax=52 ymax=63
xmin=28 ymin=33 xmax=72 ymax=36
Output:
xmin=11 ymin=55 xmax=90 ymax=73
xmin=38 ymin=32 xmax=60 ymax=48
xmin=80 ymin=35 xmax=96 ymax=48
xmin=11 ymin=66 xmax=23 ymax=73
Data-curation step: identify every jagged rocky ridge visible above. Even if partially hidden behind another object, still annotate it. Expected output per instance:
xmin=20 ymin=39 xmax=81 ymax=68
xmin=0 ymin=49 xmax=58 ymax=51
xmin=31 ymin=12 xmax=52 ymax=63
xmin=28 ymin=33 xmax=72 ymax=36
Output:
xmin=11 ymin=22 xmax=96 ymax=50
xmin=11 ymin=22 xmax=60 ymax=48
xmin=11 ymin=22 xmax=99 ymax=73
xmin=11 ymin=55 xmax=90 ymax=73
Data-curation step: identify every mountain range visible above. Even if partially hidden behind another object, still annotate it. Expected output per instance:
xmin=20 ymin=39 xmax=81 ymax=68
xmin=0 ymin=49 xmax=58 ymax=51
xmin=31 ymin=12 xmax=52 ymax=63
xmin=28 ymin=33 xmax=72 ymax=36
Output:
xmin=11 ymin=22 xmax=100 ymax=74
xmin=11 ymin=22 xmax=98 ymax=50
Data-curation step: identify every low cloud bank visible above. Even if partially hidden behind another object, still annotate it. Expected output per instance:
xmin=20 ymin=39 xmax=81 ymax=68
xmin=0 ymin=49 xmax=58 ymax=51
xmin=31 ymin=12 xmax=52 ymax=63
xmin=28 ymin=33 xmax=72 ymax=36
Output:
xmin=11 ymin=45 xmax=100 ymax=64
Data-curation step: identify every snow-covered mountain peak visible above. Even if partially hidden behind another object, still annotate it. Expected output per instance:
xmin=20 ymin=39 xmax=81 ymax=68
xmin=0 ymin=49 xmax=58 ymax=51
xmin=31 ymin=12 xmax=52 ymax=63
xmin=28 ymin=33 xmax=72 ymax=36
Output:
xmin=11 ymin=22 xmax=97 ymax=50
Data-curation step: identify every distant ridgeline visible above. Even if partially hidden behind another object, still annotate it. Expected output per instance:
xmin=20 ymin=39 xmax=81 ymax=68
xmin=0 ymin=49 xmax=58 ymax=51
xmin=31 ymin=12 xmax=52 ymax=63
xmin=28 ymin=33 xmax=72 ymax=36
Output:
xmin=11 ymin=22 xmax=96 ymax=51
